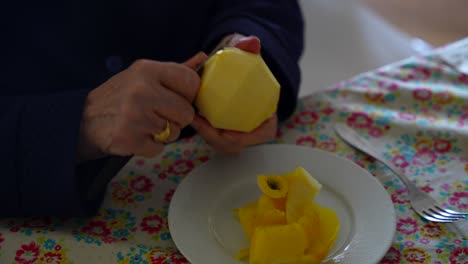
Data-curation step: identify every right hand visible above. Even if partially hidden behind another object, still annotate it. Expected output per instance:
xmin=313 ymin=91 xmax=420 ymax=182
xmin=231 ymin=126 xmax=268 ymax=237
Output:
xmin=78 ymin=52 xmax=208 ymax=161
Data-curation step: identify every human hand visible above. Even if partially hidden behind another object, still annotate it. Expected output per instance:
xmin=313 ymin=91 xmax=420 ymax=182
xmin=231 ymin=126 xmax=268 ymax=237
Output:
xmin=78 ymin=52 xmax=208 ymax=161
xmin=191 ymin=34 xmax=278 ymax=154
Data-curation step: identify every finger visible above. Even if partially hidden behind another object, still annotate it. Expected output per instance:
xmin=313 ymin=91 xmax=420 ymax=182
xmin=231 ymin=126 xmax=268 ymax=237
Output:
xmin=223 ymin=115 xmax=277 ymax=146
xmin=106 ymin=128 xmax=164 ymax=158
xmin=133 ymin=136 xmax=165 ymax=158
xmin=158 ymin=62 xmax=200 ymax=102
xmin=183 ymin=52 xmax=208 ymax=70
xmin=146 ymin=112 xmax=181 ymax=143
xmin=130 ymin=59 xmax=200 ymax=102
xmin=150 ymin=87 xmax=195 ymax=127
xmin=232 ymin=36 xmax=261 ymax=54
xmin=191 ymin=115 xmax=244 ymax=154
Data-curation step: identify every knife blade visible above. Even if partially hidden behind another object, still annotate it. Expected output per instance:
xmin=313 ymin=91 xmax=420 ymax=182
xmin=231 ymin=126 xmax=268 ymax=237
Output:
xmin=333 ymin=123 xmax=382 ymax=158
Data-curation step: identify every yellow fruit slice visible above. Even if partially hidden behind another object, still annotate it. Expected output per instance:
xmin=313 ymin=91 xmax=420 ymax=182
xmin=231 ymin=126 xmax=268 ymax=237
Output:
xmin=297 ymin=204 xmax=320 ymax=248
xmin=305 ymin=203 xmax=340 ymax=260
xmin=257 ymin=175 xmax=289 ymax=198
xmin=255 ymin=195 xmax=286 ymax=227
xmin=196 ymin=47 xmax=280 ymax=132
xmin=285 ymin=167 xmax=322 ymax=223
xmin=236 ymin=248 xmax=250 ymax=261
xmin=250 ymin=223 xmax=308 ymax=264
xmin=236 ymin=201 xmax=258 ymax=240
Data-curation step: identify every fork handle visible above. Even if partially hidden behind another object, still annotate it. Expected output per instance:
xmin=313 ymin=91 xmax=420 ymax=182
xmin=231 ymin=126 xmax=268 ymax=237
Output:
xmin=373 ymin=155 xmax=422 ymax=194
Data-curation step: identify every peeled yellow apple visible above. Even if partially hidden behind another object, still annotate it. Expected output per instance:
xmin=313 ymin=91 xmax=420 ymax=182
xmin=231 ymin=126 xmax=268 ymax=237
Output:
xmin=196 ymin=47 xmax=280 ymax=132
xmin=285 ymin=167 xmax=322 ymax=223
xmin=250 ymin=223 xmax=308 ymax=264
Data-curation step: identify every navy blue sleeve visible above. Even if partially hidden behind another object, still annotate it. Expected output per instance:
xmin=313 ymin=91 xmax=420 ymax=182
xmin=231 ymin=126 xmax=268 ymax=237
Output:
xmin=202 ymin=0 xmax=304 ymax=122
xmin=0 ymin=90 xmax=106 ymax=217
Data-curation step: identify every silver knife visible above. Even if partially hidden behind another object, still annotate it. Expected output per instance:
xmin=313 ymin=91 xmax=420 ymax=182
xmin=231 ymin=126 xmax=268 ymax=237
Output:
xmin=333 ymin=123 xmax=414 ymax=188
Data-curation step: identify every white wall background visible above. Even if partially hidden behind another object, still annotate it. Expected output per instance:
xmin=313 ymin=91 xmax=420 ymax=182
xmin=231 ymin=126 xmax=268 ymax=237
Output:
xmin=298 ymin=0 xmax=421 ymax=96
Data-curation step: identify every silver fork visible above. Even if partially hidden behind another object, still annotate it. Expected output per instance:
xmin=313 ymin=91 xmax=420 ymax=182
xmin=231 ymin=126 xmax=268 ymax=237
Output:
xmin=334 ymin=123 xmax=468 ymax=223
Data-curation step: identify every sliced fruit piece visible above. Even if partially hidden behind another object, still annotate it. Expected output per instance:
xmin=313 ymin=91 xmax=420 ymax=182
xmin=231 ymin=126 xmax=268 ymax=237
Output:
xmin=297 ymin=203 xmax=320 ymax=248
xmin=305 ymin=203 xmax=340 ymax=260
xmin=236 ymin=248 xmax=250 ymax=261
xmin=236 ymin=201 xmax=258 ymax=240
xmin=255 ymin=195 xmax=286 ymax=227
xmin=250 ymin=223 xmax=308 ymax=264
xmin=285 ymin=167 xmax=322 ymax=223
xmin=257 ymin=175 xmax=289 ymax=198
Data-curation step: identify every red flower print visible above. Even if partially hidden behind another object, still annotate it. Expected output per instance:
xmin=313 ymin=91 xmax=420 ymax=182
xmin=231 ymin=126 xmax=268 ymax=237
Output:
xmin=0 ymin=232 xmax=4 ymax=250
xmin=136 ymin=159 xmax=145 ymax=166
xmin=170 ymin=253 xmax=189 ymax=264
xmin=196 ymin=156 xmax=209 ymax=163
xmin=434 ymin=139 xmax=452 ymax=153
xmin=158 ymin=172 xmax=168 ymax=180
xmin=457 ymin=113 xmax=468 ymax=128
xmin=296 ymin=136 xmax=317 ymax=147
xmin=398 ymin=112 xmax=417 ymax=121
xmin=15 ymin=241 xmax=40 ymax=264
xmin=412 ymin=151 xmax=437 ymax=166
xmin=168 ymin=159 xmax=195 ymax=175
xmin=413 ymin=88 xmax=432 ymax=101
xmin=378 ymin=81 xmax=398 ymax=91
xmin=318 ymin=141 xmax=337 ymax=153
xmin=448 ymin=192 xmax=468 ymax=210
xmin=112 ymin=186 xmax=133 ymax=201
xmin=406 ymin=68 xmax=431 ymax=81
xmin=381 ymin=246 xmax=401 ymax=264
xmin=148 ymin=249 xmax=171 ymax=263
xmin=392 ymin=188 xmax=409 ymax=204
xmin=434 ymin=91 xmax=454 ymax=105
xmin=294 ymin=111 xmax=319 ymax=125
xmin=403 ymin=247 xmax=430 ymax=263
xmin=415 ymin=139 xmax=432 ymax=152
xmin=365 ymin=91 xmax=384 ymax=103
xmin=165 ymin=189 xmax=175 ymax=203
xmin=130 ymin=176 xmax=154 ymax=193
xmin=54 ymin=245 xmax=62 ymax=251
xmin=391 ymin=155 xmax=409 ymax=169
xmin=39 ymin=252 xmax=63 ymax=264
xmin=321 ymin=107 xmax=334 ymax=115
xmin=420 ymin=223 xmax=444 ymax=238
xmin=141 ymin=215 xmax=163 ymax=235
xmin=82 ymin=220 xmax=111 ymax=237
xmin=368 ymin=126 xmax=383 ymax=138
xmin=347 ymin=112 xmax=373 ymax=129
xmin=397 ymin=217 xmax=418 ymax=235
xmin=459 ymin=74 xmax=468 ymax=85
xmin=449 ymin=247 xmax=468 ymax=264
xmin=420 ymin=185 xmax=434 ymax=193
xmin=275 ymin=129 xmax=283 ymax=138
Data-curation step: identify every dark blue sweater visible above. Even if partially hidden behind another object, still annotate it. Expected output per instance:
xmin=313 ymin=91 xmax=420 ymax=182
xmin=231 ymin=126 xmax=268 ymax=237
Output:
xmin=1 ymin=0 xmax=304 ymax=216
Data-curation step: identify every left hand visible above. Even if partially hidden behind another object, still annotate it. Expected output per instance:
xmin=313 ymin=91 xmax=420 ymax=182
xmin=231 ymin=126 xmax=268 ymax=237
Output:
xmin=191 ymin=34 xmax=278 ymax=154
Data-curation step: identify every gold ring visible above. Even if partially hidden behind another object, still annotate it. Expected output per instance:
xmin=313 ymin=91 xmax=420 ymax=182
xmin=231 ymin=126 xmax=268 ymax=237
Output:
xmin=153 ymin=120 xmax=171 ymax=142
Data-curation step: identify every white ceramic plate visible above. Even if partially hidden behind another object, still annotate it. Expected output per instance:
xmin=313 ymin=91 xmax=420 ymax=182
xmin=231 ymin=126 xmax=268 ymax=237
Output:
xmin=169 ymin=144 xmax=395 ymax=264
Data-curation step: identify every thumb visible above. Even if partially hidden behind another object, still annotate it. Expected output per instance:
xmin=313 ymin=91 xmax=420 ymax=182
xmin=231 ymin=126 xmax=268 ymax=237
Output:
xmin=234 ymin=36 xmax=261 ymax=54
xmin=183 ymin=52 xmax=209 ymax=70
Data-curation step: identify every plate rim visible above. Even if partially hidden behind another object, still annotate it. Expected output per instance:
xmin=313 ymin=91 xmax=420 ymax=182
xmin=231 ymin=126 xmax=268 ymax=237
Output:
xmin=169 ymin=144 xmax=396 ymax=264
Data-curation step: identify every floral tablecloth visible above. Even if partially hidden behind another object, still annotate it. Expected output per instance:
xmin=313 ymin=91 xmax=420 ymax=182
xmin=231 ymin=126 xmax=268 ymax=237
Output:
xmin=1 ymin=39 xmax=468 ymax=264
